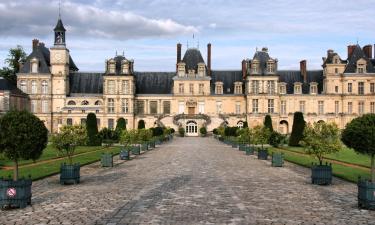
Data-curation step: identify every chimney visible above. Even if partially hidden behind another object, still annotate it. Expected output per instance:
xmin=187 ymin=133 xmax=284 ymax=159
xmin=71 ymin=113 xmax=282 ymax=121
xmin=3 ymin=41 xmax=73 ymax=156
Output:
xmin=363 ymin=45 xmax=372 ymax=59
xmin=242 ymin=60 xmax=247 ymax=79
xmin=177 ymin=43 xmax=182 ymax=63
xmin=300 ymin=60 xmax=307 ymax=83
xmin=347 ymin=45 xmax=356 ymax=59
xmin=207 ymin=43 xmax=211 ymax=76
xmin=32 ymin=39 xmax=39 ymax=51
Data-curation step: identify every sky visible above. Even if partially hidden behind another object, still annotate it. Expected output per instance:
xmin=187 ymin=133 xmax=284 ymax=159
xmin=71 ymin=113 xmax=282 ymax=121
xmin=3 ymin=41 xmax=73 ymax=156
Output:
xmin=0 ymin=0 xmax=375 ymax=72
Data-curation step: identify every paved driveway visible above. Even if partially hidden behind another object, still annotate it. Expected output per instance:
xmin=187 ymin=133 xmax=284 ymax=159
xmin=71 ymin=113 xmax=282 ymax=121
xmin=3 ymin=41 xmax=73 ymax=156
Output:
xmin=1 ymin=137 xmax=374 ymax=225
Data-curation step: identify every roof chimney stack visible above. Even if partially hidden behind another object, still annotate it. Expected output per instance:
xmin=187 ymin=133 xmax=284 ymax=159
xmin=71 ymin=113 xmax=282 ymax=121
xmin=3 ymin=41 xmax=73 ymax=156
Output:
xmin=207 ymin=43 xmax=211 ymax=76
xmin=347 ymin=45 xmax=356 ymax=59
xmin=242 ymin=60 xmax=247 ymax=79
xmin=300 ymin=60 xmax=307 ymax=83
xmin=177 ymin=43 xmax=182 ymax=63
xmin=363 ymin=45 xmax=372 ymax=59
xmin=32 ymin=39 xmax=39 ymax=51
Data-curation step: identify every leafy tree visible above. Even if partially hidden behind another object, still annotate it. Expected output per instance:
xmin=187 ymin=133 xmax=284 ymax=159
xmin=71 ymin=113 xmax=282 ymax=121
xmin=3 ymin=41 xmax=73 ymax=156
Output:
xmin=289 ymin=112 xmax=306 ymax=146
xmin=86 ymin=113 xmax=101 ymax=146
xmin=115 ymin=118 xmax=127 ymax=135
xmin=98 ymin=127 xmax=119 ymax=145
xmin=269 ymin=131 xmax=285 ymax=147
xmin=237 ymin=127 xmax=251 ymax=144
xmin=120 ymin=129 xmax=139 ymax=147
xmin=342 ymin=114 xmax=375 ymax=182
xmin=253 ymin=125 xmax=271 ymax=149
xmin=137 ymin=120 xmax=145 ymax=129
xmin=0 ymin=46 xmax=27 ymax=85
xmin=0 ymin=110 xmax=48 ymax=180
xmin=51 ymin=125 xmax=87 ymax=165
xmin=302 ymin=122 xmax=342 ymax=165
xmin=138 ymin=129 xmax=152 ymax=143
xmin=264 ymin=115 xmax=273 ymax=132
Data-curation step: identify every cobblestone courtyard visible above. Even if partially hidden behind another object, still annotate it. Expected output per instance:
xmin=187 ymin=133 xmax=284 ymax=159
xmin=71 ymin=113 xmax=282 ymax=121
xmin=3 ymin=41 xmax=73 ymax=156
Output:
xmin=1 ymin=137 xmax=375 ymax=225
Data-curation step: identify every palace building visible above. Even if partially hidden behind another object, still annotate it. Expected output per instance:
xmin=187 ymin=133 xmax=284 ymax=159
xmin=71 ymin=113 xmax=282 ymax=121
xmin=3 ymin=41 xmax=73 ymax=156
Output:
xmin=7 ymin=17 xmax=375 ymax=136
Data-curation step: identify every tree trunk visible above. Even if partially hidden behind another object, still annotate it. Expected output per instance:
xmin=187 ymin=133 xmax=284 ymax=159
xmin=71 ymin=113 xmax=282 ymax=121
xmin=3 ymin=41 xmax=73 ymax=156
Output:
xmin=13 ymin=159 xmax=18 ymax=181
xmin=371 ymin=153 xmax=375 ymax=183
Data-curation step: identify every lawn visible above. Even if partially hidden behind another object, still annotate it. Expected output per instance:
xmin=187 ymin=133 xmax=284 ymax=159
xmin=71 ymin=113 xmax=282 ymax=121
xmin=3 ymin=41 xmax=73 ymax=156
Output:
xmin=0 ymin=146 xmax=122 ymax=181
xmin=269 ymin=147 xmax=371 ymax=183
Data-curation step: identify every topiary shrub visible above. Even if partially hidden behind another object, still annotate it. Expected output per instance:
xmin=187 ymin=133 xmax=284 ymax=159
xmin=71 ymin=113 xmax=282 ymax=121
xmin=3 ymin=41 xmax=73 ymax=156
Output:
xmin=213 ymin=128 xmax=218 ymax=135
xmin=200 ymin=127 xmax=207 ymax=136
xmin=264 ymin=115 xmax=274 ymax=132
xmin=170 ymin=128 xmax=175 ymax=134
xmin=0 ymin=110 xmax=48 ymax=180
xmin=137 ymin=120 xmax=145 ymax=129
xmin=152 ymin=127 xmax=164 ymax=137
xmin=178 ymin=127 xmax=185 ymax=137
xmin=289 ymin=112 xmax=306 ymax=146
xmin=99 ymin=127 xmax=119 ymax=145
xmin=86 ymin=113 xmax=101 ymax=146
xmin=224 ymin=126 xmax=239 ymax=137
xmin=243 ymin=121 xmax=248 ymax=128
xmin=115 ymin=117 xmax=127 ymax=136
xmin=269 ymin=131 xmax=285 ymax=147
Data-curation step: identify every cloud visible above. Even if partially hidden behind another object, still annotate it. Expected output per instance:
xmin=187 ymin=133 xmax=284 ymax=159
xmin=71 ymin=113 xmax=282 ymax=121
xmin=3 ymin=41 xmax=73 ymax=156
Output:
xmin=0 ymin=0 xmax=198 ymax=39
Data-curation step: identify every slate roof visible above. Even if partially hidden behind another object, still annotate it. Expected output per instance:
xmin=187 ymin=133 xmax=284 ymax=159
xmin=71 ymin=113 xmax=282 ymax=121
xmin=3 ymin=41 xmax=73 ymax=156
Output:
xmin=69 ymin=72 xmax=103 ymax=95
xmin=278 ymin=70 xmax=324 ymax=94
xmin=344 ymin=45 xmax=375 ymax=73
xmin=0 ymin=77 xmax=28 ymax=96
xmin=134 ymin=72 xmax=175 ymax=94
xmin=182 ymin=48 xmax=205 ymax=70
xmin=54 ymin=18 xmax=66 ymax=32
xmin=322 ymin=50 xmax=346 ymax=67
xmin=210 ymin=70 xmax=243 ymax=94
xmin=249 ymin=49 xmax=276 ymax=75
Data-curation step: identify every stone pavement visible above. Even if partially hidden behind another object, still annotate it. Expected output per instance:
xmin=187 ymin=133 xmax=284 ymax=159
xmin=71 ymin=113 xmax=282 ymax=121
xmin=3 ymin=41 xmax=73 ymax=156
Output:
xmin=1 ymin=137 xmax=374 ymax=225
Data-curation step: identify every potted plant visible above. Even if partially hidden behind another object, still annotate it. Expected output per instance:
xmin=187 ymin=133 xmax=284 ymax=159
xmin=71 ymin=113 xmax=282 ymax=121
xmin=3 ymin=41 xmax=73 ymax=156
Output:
xmin=51 ymin=125 xmax=87 ymax=185
xmin=302 ymin=122 xmax=342 ymax=185
xmin=342 ymin=114 xmax=375 ymax=209
xmin=271 ymin=152 xmax=284 ymax=167
xmin=200 ymin=127 xmax=207 ymax=137
xmin=99 ymin=128 xmax=117 ymax=167
xmin=237 ymin=128 xmax=250 ymax=152
xmin=119 ymin=130 xmax=131 ymax=160
xmin=138 ymin=129 xmax=151 ymax=151
xmin=253 ymin=125 xmax=271 ymax=160
xmin=0 ymin=110 xmax=48 ymax=208
xmin=128 ymin=129 xmax=141 ymax=155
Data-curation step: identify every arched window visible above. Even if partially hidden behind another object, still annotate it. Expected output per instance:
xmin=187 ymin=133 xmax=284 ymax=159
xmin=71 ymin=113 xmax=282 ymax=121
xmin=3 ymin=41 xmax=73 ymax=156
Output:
xmin=20 ymin=80 xmax=27 ymax=92
xmin=67 ymin=100 xmax=76 ymax=105
xmin=31 ymin=80 xmax=37 ymax=94
xmin=95 ymin=100 xmax=102 ymax=105
xmin=41 ymin=80 xmax=48 ymax=94
xmin=31 ymin=58 xmax=38 ymax=73
xmin=237 ymin=121 xmax=244 ymax=128
xmin=81 ymin=100 xmax=89 ymax=105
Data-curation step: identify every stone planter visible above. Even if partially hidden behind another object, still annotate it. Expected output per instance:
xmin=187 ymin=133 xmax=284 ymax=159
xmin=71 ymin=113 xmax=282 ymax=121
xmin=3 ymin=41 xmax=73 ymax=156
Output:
xmin=149 ymin=141 xmax=156 ymax=149
xmin=258 ymin=149 xmax=268 ymax=160
xmin=155 ymin=139 xmax=162 ymax=145
xmin=60 ymin=163 xmax=80 ymax=185
xmin=0 ymin=178 xmax=32 ymax=209
xmin=245 ymin=146 xmax=254 ymax=155
xmin=119 ymin=149 xmax=130 ymax=160
xmin=141 ymin=143 xmax=148 ymax=151
xmin=132 ymin=145 xmax=141 ymax=155
xmin=238 ymin=144 xmax=246 ymax=151
xmin=358 ymin=179 xmax=375 ymax=210
xmin=311 ymin=163 xmax=332 ymax=185
xmin=231 ymin=142 xmax=238 ymax=148
xmin=101 ymin=153 xmax=113 ymax=167
xmin=271 ymin=152 xmax=284 ymax=167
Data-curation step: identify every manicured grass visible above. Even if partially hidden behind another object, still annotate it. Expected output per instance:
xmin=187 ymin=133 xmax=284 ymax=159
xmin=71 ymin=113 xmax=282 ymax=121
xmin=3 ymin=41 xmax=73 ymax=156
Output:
xmin=269 ymin=147 xmax=371 ymax=183
xmin=0 ymin=145 xmax=108 ymax=167
xmin=0 ymin=146 xmax=122 ymax=181
xmin=278 ymin=146 xmax=371 ymax=168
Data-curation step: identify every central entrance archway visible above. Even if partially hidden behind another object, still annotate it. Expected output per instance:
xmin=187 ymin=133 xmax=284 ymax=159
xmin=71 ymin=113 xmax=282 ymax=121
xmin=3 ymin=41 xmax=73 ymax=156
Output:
xmin=185 ymin=120 xmax=198 ymax=136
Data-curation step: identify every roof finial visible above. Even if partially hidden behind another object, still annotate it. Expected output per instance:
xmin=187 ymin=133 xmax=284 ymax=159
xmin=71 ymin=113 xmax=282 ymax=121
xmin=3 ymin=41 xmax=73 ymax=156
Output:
xmin=115 ymin=50 xmax=117 ymax=56
xmin=58 ymin=0 xmax=61 ymax=19
xmin=122 ymin=51 xmax=124 ymax=56
xmin=356 ymin=37 xmax=359 ymax=45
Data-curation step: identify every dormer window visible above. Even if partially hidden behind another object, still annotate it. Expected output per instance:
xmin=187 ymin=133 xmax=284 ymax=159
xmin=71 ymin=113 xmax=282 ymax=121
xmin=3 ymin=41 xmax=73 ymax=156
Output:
xmin=234 ymin=82 xmax=242 ymax=94
xmin=108 ymin=59 xmax=116 ymax=74
xmin=294 ymin=82 xmax=302 ymax=94
xmin=333 ymin=55 xmax=340 ymax=64
xmin=357 ymin=59 xmax=366 ymax=73
xmin=215 ymin=82 xmax=223 ymax=95
xmin=197 ymin=63 xmax=206 ymax=77
xmin=279 ymin=83 xmax=286 ymax=94
xmin=122 ymin=60 xmax=129 ymax=74
xmin=251 ymin=61 xmax=259 ymax=74
xmin=188 ymin=69 xmax=195 ymax=77
xmin=310 ymin=82 xmax=318 ymax=94
xmin=267 ymin=60 xmax=275 ymax=73
xmin=177 ymin=62 xmax=186 ymax=77
xmin=30 ymin=58 xmax=38 ymax=73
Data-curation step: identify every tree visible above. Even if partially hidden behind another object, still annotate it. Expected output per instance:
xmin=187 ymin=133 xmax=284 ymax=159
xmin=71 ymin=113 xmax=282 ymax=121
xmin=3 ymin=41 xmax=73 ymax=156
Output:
xmin=0 ymin=46 xmax=27 ymax=85
xmin=269 ymin=131 xmax=285 ymax=147
xmin=237 ymin=127 xmax=251 ymax=144
xmin=342 ymin=114 xmax=375 ymax=182
xmin=98 ymin=127 xmax=119 ymax=145
xmin=302 ymin=122 xmax=342 ymax=165
xmin=0 ymin=110 xmax=48 ymax=180
xmin=253 ymin=125 xmax=271 ymax=149
xmin=138 ymin=120 xmax=145 ymax=129
xmin=264 ymin=115 xmax=273 ymax=132
xmin=289 ymin=112 xmax=306 ymax=146
xmin=115 ymin=117 xmax=127 ymax=135
xmin=86 ymin=113 xmax=101 ymax=146
xmin=51 ymin=125 xmax=87 ymax=165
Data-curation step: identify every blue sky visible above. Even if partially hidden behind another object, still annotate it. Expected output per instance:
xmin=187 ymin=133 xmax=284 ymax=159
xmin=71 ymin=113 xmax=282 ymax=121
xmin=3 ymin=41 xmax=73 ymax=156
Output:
xmin=0 ymin=0 xmax=374 ymax=72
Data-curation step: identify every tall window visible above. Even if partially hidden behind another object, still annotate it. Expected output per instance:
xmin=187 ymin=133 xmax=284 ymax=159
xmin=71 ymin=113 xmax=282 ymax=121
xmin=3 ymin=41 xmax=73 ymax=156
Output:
xmin=252 ymin=99 xmax=258 ymax=113
xmin=268 ymin=99 xmax=274 ymax=113
xmin=108 ymin=119 xmax=114 ymax=129
xmin=299 ymin=101 xmax=305 ymax=113
xmin=267 ymin=81 xmax=275 ymax=94
xmin=137 ymin=100 xmax=144 ymax=114
xmin=122 ymin=80 xmax=130 ymax=94
xmin=189 ymin=83 xmax=194 ymax=94
xmin=107 ymin=98 xmax=115 ymax=113
xmin=335 ymin=101 xmax=339 ymax=114
xmin=20 ymin=80 xmax=27 ymax=93
xmin=234 ymin=84 xmax=242 ymax=94
xmin=67 ymin=118 xmax=73 ymax=126
xmin=358 ymin=101 xmax=365 ymax=115
xmin=267 ymin=62 xmax=274 ymax=73
xmin=41 ymin=80 xmax=48 ymax=94
xmin=281 ymin=100 xmax=286 ymax=115
xmin=370 ymin=83 xmax=375 ymax=93
xmin=216 ymin=101 xmax=222 ymax=113
xmin=42 ymin=100 xmax=49 ymax=113
xmin=31 ymin=100 xmax=37 ymax=113
xmin=31 ymin=59 xmax=38 ymax=73
xmin=358 ymin=82 xmax=364 ymax=95
xmin=310 ymin=85 xmax=317 ymax=94
xmin=150 ymin=101 xmax=158 ymax=114
xmin=198 ymin=102 xmax=205 ymax=114
xmin=178 ymin=101 xmax=185 ymax=114
xmin=335 ymin=86 xmax=339 ymax=93
xmin=348 ymin=102 xmax=353 ymax=114
xmin=199 ymin=84 xmax=204 ymax=94
xmin=348 ymin=83 xmax=352 ymax=93
xmin=251 ymin=81 xmax=259 ymax=94
xmin=31 ymin=81 xmax=37 ymax=94
xmin=318 ymin=101 xmax=324 ymax=115
xmin=357 ymin=63 xmax=365 ymax=73
xmin=107 ymin=80 xmax=115 ymax=94
xmin=371 ymin=102 xmax=375 ymax=113
xmin=179 ymin=83 xmax=184 ymax=94
xmin=121 ymin=99 xmax=129 ymax=113
xmin=215 ymin=83 xmax=223 ymax=94
xmin=163 ymin=101 xmax=171 ymax=114
xmin=235 ymin=102 xmax=241 ymax=114
xmin=294 ymin=84 xmax=301 ymax=94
